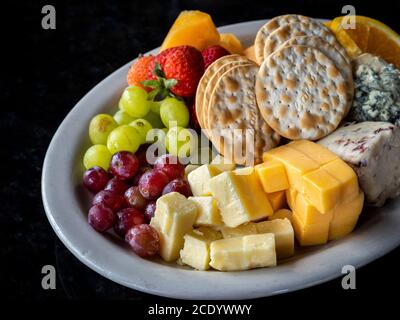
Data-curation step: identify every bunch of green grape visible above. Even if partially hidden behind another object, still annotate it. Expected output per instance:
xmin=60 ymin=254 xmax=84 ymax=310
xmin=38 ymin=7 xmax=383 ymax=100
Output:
xmin=83 ymin=86 xmax=193 ymax=170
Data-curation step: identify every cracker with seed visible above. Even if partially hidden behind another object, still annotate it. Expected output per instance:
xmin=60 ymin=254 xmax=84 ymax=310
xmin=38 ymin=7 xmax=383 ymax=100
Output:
xmin=203 ymin=59 xmax=254 ymax=135
xmin=207 ymin=64 xmax=280 ymax=165
xmin=255 ymin=45 xmax=349 ymax=140
xmin=254 ymin=14 xmax=311 ymax=65
xmin=279 ymin=35 xmax=354 ymax=114
xmin=195 ymin=54 xmax=249 ymax=129
xmin=263 ymin=21 xmax=350 ymax=63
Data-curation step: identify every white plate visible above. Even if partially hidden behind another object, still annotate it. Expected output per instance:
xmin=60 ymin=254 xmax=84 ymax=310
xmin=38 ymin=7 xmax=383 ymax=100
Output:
xmin=42 ymin=19 xmax=400 ymax=300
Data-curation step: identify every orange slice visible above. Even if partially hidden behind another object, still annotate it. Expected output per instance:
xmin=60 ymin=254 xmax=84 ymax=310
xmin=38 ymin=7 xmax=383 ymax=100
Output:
xmin=330 ymin=16 xmax=400 ymax=68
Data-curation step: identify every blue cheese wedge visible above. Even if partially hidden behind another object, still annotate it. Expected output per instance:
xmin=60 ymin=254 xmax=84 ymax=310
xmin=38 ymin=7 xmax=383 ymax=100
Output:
xmin=350 ymin=53 xmax=400 ymax=127
xmin=318 ymin=122 xmax=400 ymax=206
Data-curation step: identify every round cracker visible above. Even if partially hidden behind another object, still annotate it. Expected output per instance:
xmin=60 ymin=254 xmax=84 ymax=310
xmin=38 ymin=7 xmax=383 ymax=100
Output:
xmin=208 ymin=64 xmax=280 ymax=165
xmin=263 ymin=21 xmax=350 ymax=63
xmin=279 ymin=35 xmax=354 ymax=114
xmin=195 ymin=54 xmax=248 ymax=129
xmin=254 ymin=14 xmax=311 ymax=64
xmin=256 ymin=45 xmax=349 ymax=140
xmin=203 ymin=59 xmax=254 ymax=135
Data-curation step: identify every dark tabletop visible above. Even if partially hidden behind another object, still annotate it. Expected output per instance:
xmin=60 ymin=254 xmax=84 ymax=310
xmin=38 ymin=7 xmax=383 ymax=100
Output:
xmin=2 ymin=0 xmax=400 ymax=307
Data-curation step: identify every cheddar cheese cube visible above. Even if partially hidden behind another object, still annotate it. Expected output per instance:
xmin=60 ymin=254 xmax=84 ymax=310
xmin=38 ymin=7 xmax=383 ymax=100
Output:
xmin=180 ymin=228 xmax=222 ymax=270
xmin=286 ymin=188 xmax=298 ymax=210
xmin=256 ymin=219 xmax=294 ymax=259
xmin=294 ymin=193 xmax=333 ymax=226
xmin=287 ymin=140 xmax=337 ymax=165
xmin=269 ymin=208 xmax=293 ymax=222
xmin=291 ymin=213 xmax=329 ymax=246
xmin=188 ymin=196 xmax=222 ymax=227
xmin=322 ymin=159 xmax=359 ymax=202
xmin=266 ymin=191 xmax=287 ymax=211
xmin=255 ymin=160 xmax=289 ymax=193
xmin=263 ymin=146 xmax=319 ymax=192
xmin=302 ymin=168 xmax=341 ymax=213
xmin=209 ymin=234 xmax=277 ymax=271
xmin=188 ymin=164 xmax=221 ymax=196
xmin=150 ymin=192 xmax=197 ymax=262
xmin=209 ymin=170 xmax=273 ymax=227
xmin=195 ymin=226 xmax=222 ymax=240
xmin=329 ymin=192 xmax=364 ymax=240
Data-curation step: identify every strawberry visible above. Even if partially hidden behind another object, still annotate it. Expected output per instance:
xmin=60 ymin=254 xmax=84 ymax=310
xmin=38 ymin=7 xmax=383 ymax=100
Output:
xmin=154 ymin=46 xmax=204 ymax=97
xmin=127 ymin=55 xmax=156 ymax=91
xmin=202 ymin=45 xmax=230 ymax=69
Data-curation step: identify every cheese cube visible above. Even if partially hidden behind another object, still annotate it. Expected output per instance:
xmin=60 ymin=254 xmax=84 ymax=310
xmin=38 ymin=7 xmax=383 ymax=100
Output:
xmin=221 ymin=223 xmax=258 ymax=238
xmin=287 ymin=140 xmax=337 ymax=165
xmin=263 ymin=146 xmax=319 ymax=192
xmin=255 ymin=160 xmax=289 ymax=193
xmin=266 ymin=191 xmax=286 ymax=211
xmin=211 ymin=154 xmax=236 ymax=172
xmin=256 ymin=219 xmax=294 ymax=259
xmin=269 ymin=208 xmax=293 ymax=222
xmin=150 ymin=192 xmax=197 ymax=262
xmin=209 ymin=171 xmax=273 ymax=227
xmin=188 ymin=196 xmax=222 ymax=227
xmin=184 ymin=164 xmax=199 ymax=179
xmin=302 ymin=168 xmax=341 ymax=213
xmin=188 ymin=164 xmax=221 ymax=196
xmin=180 ymin=228 xmax=221 ymax=270
xmin=329 ymin=192 xmax=364 ymax=240
xmin=291 ymin=213 xmax=329 ymax=246
xmin=221 ymin=219 xmax=294 ymax=259
xmin=209 ymin=234 xmax=277 ymax=271
xmin=195 ymin=226 xmax=222 ymax=241
xmin=286 ymin=188 xmax=298 ymax=210
xmin=294 ymin=193 xmax=333 ymax=226
xmin=322 ymin=159 xmax=359 ymax=202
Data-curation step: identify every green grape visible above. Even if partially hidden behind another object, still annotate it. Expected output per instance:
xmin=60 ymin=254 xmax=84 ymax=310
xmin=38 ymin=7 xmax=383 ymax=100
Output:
xmin=89 ymin=114 xmax=118 ymax=145
xmin=144 ymin=110 xmax=164 ymax=128
xmin=166 ymin=126 xmax=196 ymax=157
xmin=129 ymin=119 xmax=153 ymax=144
xmin=83 ymin=145 xmax=112 ymax=170
xmin=107 ymin=125 xmax=141 ymax=154
xmin=119 ymin=86 xmax=150 ymax=118
xmin=160 ymin=97 xmax=189 ymax=128
xmin=113 ymin=110 xmax=135 ymax=125
xmin=148 ymin=100 xmax=162 ymax=115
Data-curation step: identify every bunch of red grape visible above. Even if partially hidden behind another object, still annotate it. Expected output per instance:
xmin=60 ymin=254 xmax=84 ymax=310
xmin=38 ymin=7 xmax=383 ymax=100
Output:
xmin=83 ymin=149 xmax=192 ymax=258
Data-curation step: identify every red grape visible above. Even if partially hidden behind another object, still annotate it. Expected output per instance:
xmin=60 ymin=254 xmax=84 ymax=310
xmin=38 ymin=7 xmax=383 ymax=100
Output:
xmin=124 ymin=186 xmax=148 ymax=210
xmin=138 ymin=169 xmax=169 ymax=200
xmin=88 ymin=204 xmax=115 ymax=232
xmin=154 ymin=154 xmax=184 ymax=180
xmin=144 ymin=201 xmax=156 ymax=222
xmin=125 ymin=224 xmax=160 ymax=257
xmin=109 ymin=151 xmax=139 ymax=180
xmin=104 ymin=177 xmax=129 ymax=195
xmin=162 ymin=178 xmax=192 ymax=197
xmin=83 ymin=166 xmax=110 ymax=193
xmin=132 ymin=166 xmax=152 ymax=186
xmin=92 ymin=190 xmax=125 ymax=212
xmin=114 ymin=208 xmax=146 ymax=237
xmin=136 ymin=144 xmax=150 ymax=167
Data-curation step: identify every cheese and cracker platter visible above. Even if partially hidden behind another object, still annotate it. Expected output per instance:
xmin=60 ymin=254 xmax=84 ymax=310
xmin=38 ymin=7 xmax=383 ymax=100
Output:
xmin=42 ymin=11 xmax=400 ymax=299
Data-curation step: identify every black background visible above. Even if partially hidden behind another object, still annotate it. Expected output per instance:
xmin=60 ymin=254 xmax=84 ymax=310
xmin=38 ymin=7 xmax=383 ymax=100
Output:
xmin=2 ymin=0 xmax=400 ymax=310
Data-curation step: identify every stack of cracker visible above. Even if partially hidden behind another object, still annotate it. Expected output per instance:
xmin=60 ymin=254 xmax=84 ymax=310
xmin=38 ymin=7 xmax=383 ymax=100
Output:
xmin=254 ymin=14 xmax=353 ymax=140
xmin=195 ymin=15 xmax=353 ymax=165
xmin=195 ymin=55 xmax=280 ymax=165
